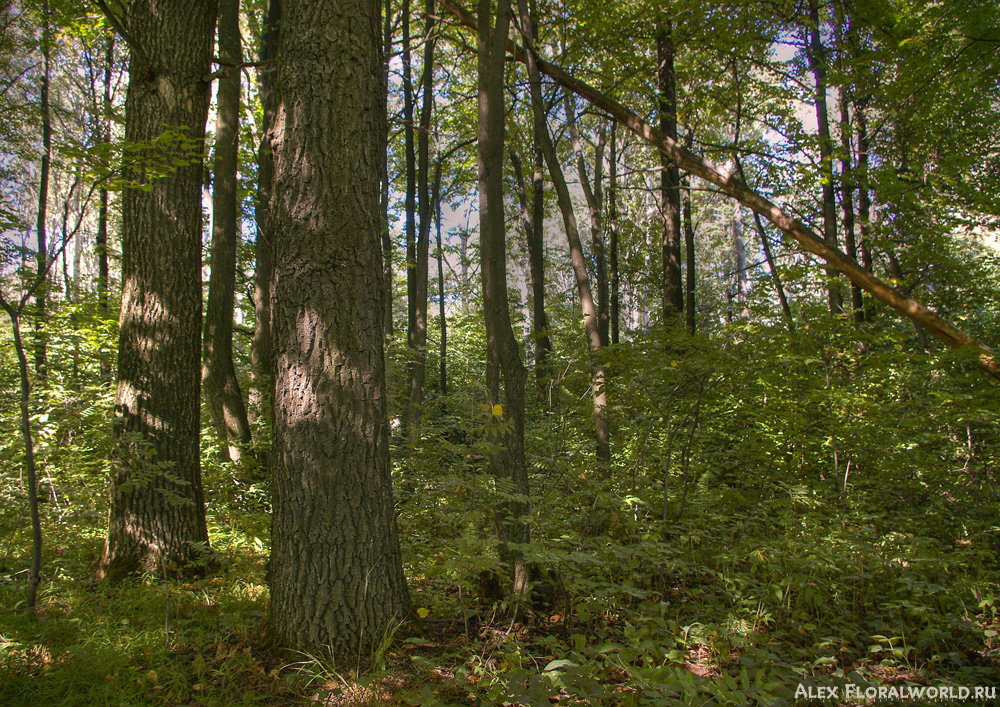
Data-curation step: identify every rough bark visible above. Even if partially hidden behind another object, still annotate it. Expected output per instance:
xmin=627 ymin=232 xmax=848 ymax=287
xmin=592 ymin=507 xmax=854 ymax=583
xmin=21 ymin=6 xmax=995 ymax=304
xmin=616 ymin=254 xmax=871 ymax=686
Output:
xmin=479 ymin=0 xmax=529 ymax=592
xmin=439 ymin=0 xmax=1000 ymax=380
xmin=267 ymin=0 xmax=411 ymax=653
xmin=99 ymin=0 xmax=216 ymax=580
xmin=657 ymin=22 xmax=682 ymax=323
xmin=807 ymin=0 xmax=844 ymax=315
xmin=204 ymin=0 xmax=252 ymax=463
xmin=405 ymin=0 xmax=437 ymax=439
xmin=517 ymin=2 xmax=609 ymax=462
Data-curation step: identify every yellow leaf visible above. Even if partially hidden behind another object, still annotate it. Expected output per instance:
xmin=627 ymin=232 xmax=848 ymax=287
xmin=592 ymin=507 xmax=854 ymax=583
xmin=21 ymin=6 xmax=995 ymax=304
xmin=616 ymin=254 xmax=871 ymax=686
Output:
xmin=417 ymin=607 xmax=430 ymax=619
xmin=492 ymin=404 xmax=503 ymax=417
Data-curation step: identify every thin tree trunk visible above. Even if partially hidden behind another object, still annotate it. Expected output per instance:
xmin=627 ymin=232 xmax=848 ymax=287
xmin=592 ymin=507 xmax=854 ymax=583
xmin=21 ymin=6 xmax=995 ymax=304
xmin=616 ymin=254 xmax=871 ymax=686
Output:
xmin=520 ymin=4 xmax=554 ymax=396
xmin=0 ymin=307 xmax=43 ymax=610
xmin=807 ymin=0 xmax=843 ymax=315
xmin=383 ymin=0 xmax=394 ymax=336
xmin=520 ymin=26 xmax=608 ymax=461
xmin=406 ymin=0 xmax=437 ymax=439
xmin=402 ymin=0 xmax=417 ymax=397
xmin=838 ymin=90 xmax=863 ymax=322
xmin=855 ymin=97 xmax=874 ymax=322
xmin=100 ymin=0 xmax=216 ymax=580
xmin=96 ymin=33 xmax=113 ymax=316
xmin=567 ymin=101 xmax=609 ymax=348
xmin=682 ymin=174 xmax=696 ymax=334
xmin=34 ymin=0 xmax=52 ymax=380
xmin=480 ymin=0 xmax=529 ymax=593
xmin=268 ymin=0 xmax=412 ymax=653
xmin=511 ymin=149 xmax=552 ymax=398
xmin=657 ymin=22 xmax=682 ymax=322
xmin=204 ymin=0 xmax=252 ymax=463
xmin=434 ymin=157 xmax=447 ymax=396
xmin=609 ymin=124 xmax=621 ymax=344
xmin=252 ymin=0 xmax=280 ymax=428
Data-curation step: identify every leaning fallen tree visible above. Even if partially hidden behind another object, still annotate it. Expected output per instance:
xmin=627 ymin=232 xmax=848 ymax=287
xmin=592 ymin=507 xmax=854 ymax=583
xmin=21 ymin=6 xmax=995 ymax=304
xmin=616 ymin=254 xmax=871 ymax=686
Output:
xmin=440 ymin=0 xmax=999 ymax=381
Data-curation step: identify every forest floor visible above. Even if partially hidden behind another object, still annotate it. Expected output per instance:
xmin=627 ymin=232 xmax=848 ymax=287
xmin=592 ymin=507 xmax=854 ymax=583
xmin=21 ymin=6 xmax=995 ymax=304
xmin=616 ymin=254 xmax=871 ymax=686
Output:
xmin=2 ymin=480 xmax=999 ymax=707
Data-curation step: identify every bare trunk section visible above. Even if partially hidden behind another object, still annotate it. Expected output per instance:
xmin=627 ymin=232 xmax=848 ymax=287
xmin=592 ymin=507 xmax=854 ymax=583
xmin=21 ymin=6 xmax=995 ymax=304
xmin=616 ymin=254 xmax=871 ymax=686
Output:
xmin=479 ymin=0 xmax=529 ymax=592
xmin=434 ymin=158 xmax=448 ymax=395
xmin=511 ymin=150 xmax=552 ymax=398
xmin=100 ymin=0 xmax=216 ymax=580
xmin=382 ymin=0 xmax=394 ymax=336
xmin=406 ymin=0 xmax=437 ymax=440
xmin=204 ymin=0 xmax=252 ymax=464
xmin=97 ymin=34 xmax=113 ymax=317
xmin=516 ymin=4 xmax=554 ymax=397
xmin=731 ymin=201 xmax=748 ymax=317
xmin=519 ymin=18 xmax=608 ymax=461
xmin=682 ymin=170 xmax=696 ymax=334
xmin=855 ymin=97 xmax=875 ymax=322
xmin=807 ymin=0 xmax=844 ymax=315
xmin=34 ymin=0 xmax=52 ymax=380
xmin=268 ymin=0 xmax=412 ymax=653
xmin=609 ymin=124 xmax=621 ymax=344
xmin=439 ymin=0 xmax=1000 ymax=379
xmin=839 ymin=90 xmax=863 ymax=322
xmin=402 ymin=0 xmax=418 ymax=405
xmin=567 ymin=101 xmax=609 ymax=348
xmin=657 ymin=22 xmax=682 ymax=323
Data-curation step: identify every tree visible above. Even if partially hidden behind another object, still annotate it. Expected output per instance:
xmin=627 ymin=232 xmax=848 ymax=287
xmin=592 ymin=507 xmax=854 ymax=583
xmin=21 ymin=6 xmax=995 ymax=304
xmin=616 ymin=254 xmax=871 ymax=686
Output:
xmin=99 ymin=0 xmax=216 ymax=580
xmin=266 ymin=0 xmax=412 ymax=652
xmin=478 ymin=0 xmax=529 ymax=591
xmin=204 ymin=0 xmax=252 ymax=463
xmin=806 ymin=0 xmax=843 ymax=315
xmin=657 ymin=18 xmax=682 ymax=323
xmin=405 ymin=0 xmax=438 ymax=438
xmin=515 ymin=0 xmax=609 ymax=461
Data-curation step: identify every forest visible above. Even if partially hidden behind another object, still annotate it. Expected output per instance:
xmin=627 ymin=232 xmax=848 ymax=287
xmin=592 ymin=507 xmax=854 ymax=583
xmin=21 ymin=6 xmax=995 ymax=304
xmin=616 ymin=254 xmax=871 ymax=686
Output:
xmin=1 ymin=0 xmax=999 ymax=704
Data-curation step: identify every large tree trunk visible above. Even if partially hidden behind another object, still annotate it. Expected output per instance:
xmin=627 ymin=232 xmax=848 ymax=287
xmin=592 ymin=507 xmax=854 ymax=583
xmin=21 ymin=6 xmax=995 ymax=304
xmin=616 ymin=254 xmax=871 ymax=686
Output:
xmin=807 ymin=0 xmax=844 ymax=315
xmin=519 ymin=16 xmax=609 ymax=461
xmin=99 ymin=0 xmax=216 ymax=581
xmin=657 ymin=22 xmax=682 ymax=322
xmin=406 ymin=0 xmax=437 ymax=439
xmin=267 ymin=0 xmax=411 ymax=653
xmin=204 ymin=0 xmax=252 ymax=463
xmin=479 ymin=0 xmax=529 ymax=592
